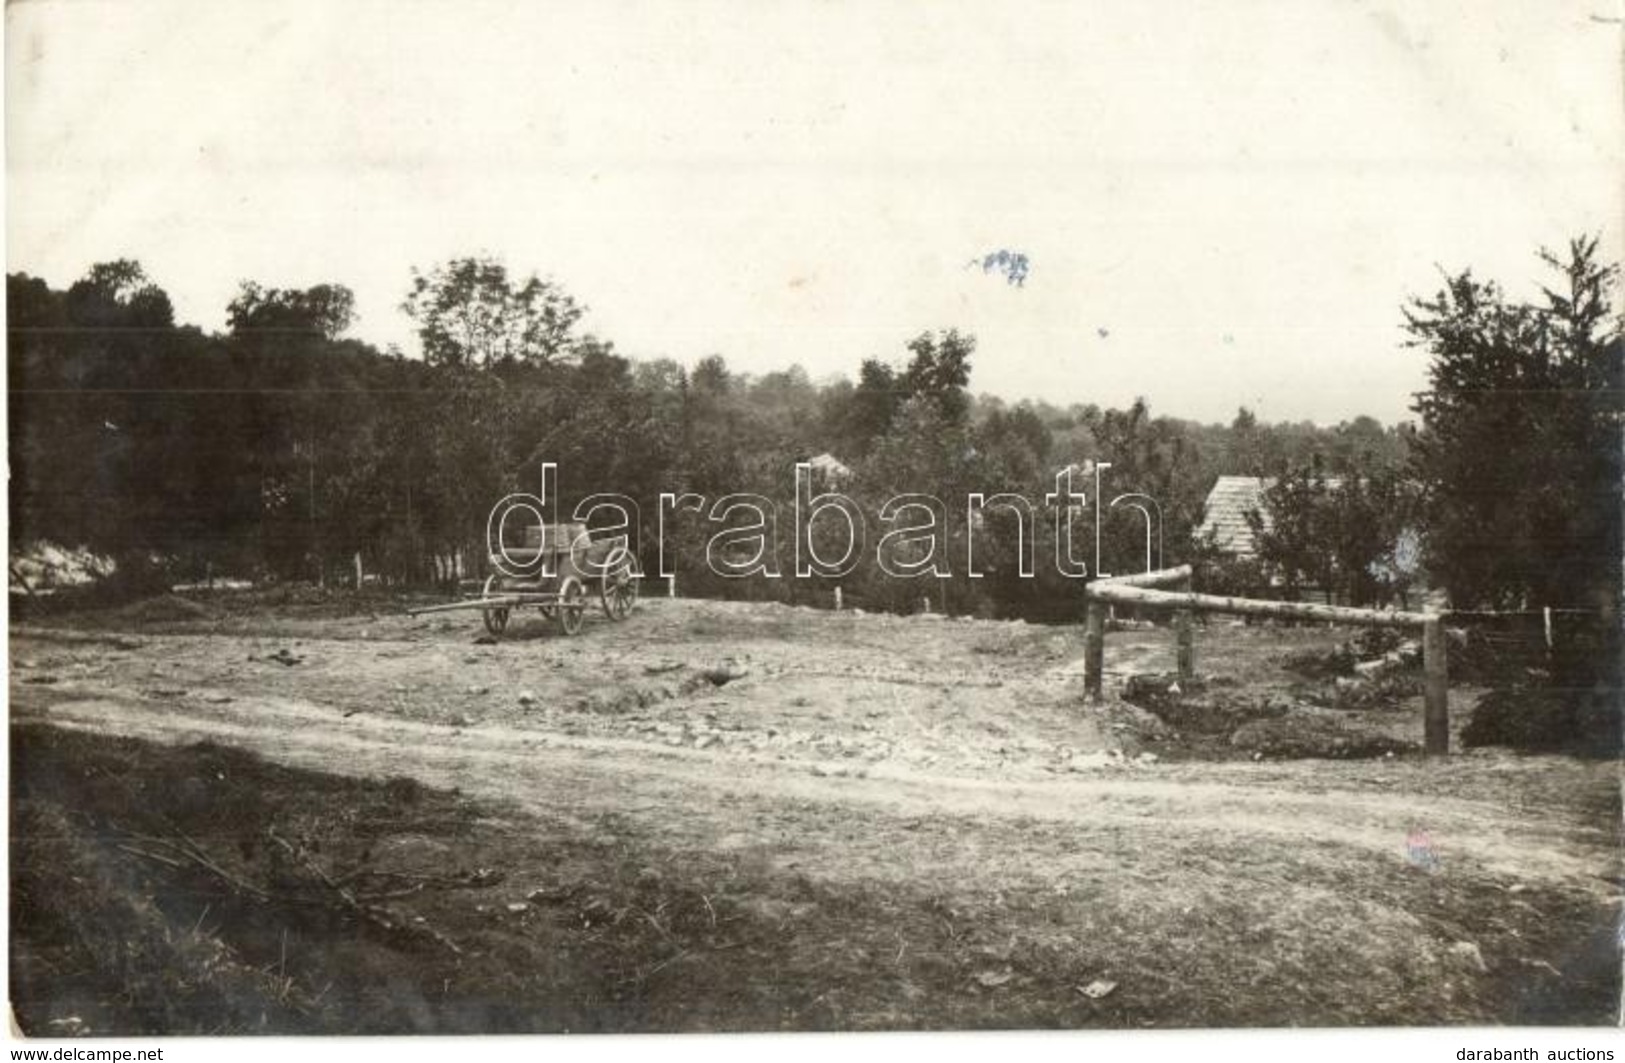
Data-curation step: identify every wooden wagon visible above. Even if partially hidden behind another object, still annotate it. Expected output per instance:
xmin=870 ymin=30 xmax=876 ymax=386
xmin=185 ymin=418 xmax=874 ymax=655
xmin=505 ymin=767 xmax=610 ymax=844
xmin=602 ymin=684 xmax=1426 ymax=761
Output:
xmin=408 ymin=522 xmax=641 ymax=637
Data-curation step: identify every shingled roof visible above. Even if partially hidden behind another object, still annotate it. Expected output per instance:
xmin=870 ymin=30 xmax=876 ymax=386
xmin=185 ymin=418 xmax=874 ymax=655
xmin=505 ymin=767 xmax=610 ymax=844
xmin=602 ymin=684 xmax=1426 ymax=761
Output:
xmin=1199 ymin=476 xmax=1271 ymax=558
xmin=806 ymin=452 xmax=852 ymax=482
xmin=1199 ymin=475 xmax=1351 ymax=558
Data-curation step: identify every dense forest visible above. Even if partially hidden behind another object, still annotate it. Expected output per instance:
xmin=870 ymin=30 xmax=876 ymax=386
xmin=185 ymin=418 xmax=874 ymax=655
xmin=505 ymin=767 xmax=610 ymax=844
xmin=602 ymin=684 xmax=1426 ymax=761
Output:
xmin=8 ymin=246 xmax=1605 ymax=627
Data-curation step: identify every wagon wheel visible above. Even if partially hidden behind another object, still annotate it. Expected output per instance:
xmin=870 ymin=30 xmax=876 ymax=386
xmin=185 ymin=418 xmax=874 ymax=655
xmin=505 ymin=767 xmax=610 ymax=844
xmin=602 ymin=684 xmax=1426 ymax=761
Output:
xmin=481 ymin=575 xmax=510 ymax=636
xmin=555 ymin=576 xmax=587 ymax=636
xmin=599 ymin=548 xmax=641 ymax=621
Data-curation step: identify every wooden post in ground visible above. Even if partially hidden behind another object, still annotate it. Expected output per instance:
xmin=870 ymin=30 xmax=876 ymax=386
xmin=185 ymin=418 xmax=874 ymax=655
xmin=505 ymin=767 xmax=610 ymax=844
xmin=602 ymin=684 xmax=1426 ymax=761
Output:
xmin=1423 ymin=618 xmax=1449 ymax=756
xmin=1084 ymin=601 xmax=1106 ymax=702
xmin=1174 ymin=571 xmax=1195 ymax=682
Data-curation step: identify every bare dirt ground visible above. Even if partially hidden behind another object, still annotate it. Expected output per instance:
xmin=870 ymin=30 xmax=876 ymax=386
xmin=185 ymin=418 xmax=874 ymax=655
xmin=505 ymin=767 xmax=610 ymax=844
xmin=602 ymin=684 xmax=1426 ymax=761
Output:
xmin=9 ymin=591 xmax=1622 ymax=1032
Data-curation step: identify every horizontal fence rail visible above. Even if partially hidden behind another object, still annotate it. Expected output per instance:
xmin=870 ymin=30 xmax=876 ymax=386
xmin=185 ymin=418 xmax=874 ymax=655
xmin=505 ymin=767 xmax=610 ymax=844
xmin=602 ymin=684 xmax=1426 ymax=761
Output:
xmin=1087 ymin=583 xmax=1436 ymax=628
xmin=1095 ymin=564 xmax=1194 ymax=589
xmin=1083 ymin=571 xmax=1451 ymax=756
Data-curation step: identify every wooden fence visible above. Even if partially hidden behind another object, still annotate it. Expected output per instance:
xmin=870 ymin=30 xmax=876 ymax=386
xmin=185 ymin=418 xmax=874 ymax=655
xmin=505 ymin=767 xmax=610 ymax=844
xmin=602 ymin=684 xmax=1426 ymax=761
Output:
xmin=1082 ymin=565 xmax=1450 ymax=755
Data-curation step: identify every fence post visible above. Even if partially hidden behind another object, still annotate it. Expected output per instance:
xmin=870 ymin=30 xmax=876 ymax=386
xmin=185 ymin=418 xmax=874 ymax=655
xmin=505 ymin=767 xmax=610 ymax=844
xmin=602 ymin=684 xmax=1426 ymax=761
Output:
xmin=1423 ymin=618 xmax=1449 ymax=756
xmin=1084 ymin=600 xmax=1106 ymax=702
xmin=834 ymin=585 xmax=843 ymax=611
xmin=1175 ymin=611 xmax=1194 ymax=682
xmin=1175 ymin=571 xmax=1194 ymax=682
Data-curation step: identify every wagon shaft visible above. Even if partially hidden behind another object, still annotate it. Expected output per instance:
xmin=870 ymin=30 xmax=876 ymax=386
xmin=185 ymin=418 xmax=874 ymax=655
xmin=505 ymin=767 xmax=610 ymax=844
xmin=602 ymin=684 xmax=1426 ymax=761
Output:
xmin=407 ymin=596 xmax=525 ymax=616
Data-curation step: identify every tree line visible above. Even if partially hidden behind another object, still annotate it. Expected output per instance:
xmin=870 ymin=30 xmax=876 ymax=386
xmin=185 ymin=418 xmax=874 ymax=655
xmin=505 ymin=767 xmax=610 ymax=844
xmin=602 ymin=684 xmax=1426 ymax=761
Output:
xmin=8 ymin=243 xmax=1616 ymax=628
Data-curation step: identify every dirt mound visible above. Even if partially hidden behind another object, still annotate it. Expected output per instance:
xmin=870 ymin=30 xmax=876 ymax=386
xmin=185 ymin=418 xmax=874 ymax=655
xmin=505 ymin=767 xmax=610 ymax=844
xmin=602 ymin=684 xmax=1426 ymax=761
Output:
xmin=1352 ymin=627 xmax=1408 ymax=658
xmin=1095 ymin=697 xmax=1174 ymax=746
xmin=114 ymin=593 xmax=218 ymax=624
xmin=1322 ymin=669 xmax=1423 ymax=710
xmin=1281 ymin=644 xmax=1357 ymax=679
xmin=1272 ymin=632 xmax=1424 ymax=712
xmin=1121 ymin=673 xmax=1290 ymax=735
xmin=1121 ymin=672 xmax=1415 ymax=760
xmin=570 ymin=672 xmax=716 ymax=715
xmin=1230 ymin=714 xmax=1413 ymax=759
xmin=563 ymin=662 xmax=754 ymax=716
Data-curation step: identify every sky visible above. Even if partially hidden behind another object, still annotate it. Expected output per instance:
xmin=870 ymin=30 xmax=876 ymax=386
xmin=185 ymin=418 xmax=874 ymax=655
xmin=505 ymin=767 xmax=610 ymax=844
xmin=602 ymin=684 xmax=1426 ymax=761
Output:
xmin=7 ymin=0 xmax=1621 ymax=425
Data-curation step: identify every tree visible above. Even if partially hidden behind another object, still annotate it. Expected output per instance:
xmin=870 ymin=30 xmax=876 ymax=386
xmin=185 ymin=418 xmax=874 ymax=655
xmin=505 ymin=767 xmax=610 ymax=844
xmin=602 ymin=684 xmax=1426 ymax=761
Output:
xmin=844 ymin=358 xmax=904 ymax=455
xmin=1406 ymin=236 xmax=1621 ymax=754
xmin=1224 ymin=406 xmax=1278 ymax=475
xmin=857 ymin=396 xmax=985 ymax=614
xmin=1325 ymin=414 xmax=1405 ymax=474
xmin=1324 ymin=467 xmax=1420 ymax=606
xmin=81 ymin=259 xmax=149 ymax=299
xmin=1245 ymin=461 xmax=1420 ymax=606
xmin=1085 ymin=398 xmax=1208 ymax=575
xmin=64 ymin=258 xmax=174 ymax=330
xmin=1404 ymin=236 xmax=1622 ymax=612
xmin=902 ymin=329 xmax=974 ymax=424
xmin=402 ymin=256 xmax=584 ymax=368
xmin=977 ymin=403 xmax=1052 ymax=484
xmin=7 ymin=273 xmax=64 ymax=334
xmin=228 ymin=281 xmax=356 ymax=340
xmin=681 ymin=355 xmax=744 ymax=495
xmin=1245 ymin=464 xmax=1333 ymax=600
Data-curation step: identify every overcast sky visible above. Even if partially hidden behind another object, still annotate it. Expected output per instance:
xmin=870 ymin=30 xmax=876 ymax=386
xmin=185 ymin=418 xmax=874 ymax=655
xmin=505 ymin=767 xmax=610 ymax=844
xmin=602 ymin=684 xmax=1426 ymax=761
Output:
xmin=7 ymin=0 xmax=1621 ymax=424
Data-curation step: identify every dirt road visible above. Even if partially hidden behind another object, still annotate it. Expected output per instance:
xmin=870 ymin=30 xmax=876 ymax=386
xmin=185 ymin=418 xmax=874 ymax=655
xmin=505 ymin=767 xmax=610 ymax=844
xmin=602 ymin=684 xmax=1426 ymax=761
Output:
xmin=10 ymin=596 xmax=1621 ymax=1029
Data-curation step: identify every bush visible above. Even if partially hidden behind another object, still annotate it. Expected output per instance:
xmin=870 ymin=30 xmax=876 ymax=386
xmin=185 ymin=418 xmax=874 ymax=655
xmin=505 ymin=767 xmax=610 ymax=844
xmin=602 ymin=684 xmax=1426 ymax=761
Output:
xmin=1199 ymin=554 xmax=1271 ymax=600
xmin=1462 ymin=685 xmax=1619 ymax=756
